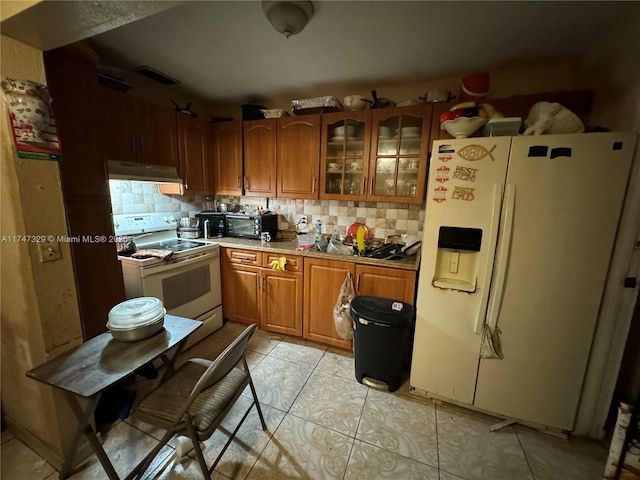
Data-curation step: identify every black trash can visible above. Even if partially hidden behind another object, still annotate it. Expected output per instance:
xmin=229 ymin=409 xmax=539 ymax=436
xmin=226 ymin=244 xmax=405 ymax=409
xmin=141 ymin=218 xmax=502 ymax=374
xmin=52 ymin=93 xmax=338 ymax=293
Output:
xmin=350 ymin=296 xmax=415 ymax=392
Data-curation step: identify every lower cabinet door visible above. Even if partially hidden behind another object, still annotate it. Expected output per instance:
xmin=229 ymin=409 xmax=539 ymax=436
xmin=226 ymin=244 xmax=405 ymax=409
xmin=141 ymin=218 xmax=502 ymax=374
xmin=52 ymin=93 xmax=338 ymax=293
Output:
xmin=261 ymin=269 xmax=303 ymax=336
xmin=221 ymin=261 xmax=260 ymax=324
xmin=303 ymin=258 xmax=354 ymax=349
xmin=355 ymin=264 xmax=417 ymax=304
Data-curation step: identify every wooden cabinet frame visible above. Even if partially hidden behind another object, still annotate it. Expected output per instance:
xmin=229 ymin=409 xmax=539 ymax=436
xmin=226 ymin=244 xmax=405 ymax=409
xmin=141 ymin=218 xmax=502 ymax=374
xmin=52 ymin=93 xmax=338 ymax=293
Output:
xmin=319 ymin=110 xmax=373 ymax=201
xmin=99 ymin=87 xmax=178 ymax=169
xmin=221 ymin=248 xmax=303 ymax=336
xmin=318 ymin=105 xmax=432 ymax=203
xmin=177 ymin=114 xmax=212 ymax=195
xmin=243 ymin=119 xmax=277 ymax=197
xmin=367 ymin=104 xmax=432 ymax=204
xmin=211 ymin=121 xmax=243 ymax=195
xmin=276 ymin=115 xmax=321 ymax=199
xmin=303 ymin=257 xmax=417 ymax=350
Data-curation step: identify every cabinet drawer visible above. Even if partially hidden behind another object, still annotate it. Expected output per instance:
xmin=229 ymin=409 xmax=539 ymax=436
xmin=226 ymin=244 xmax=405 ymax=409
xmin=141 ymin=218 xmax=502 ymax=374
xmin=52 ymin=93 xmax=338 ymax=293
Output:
xmin=224 ymin=248 xmax=262 ymax=266
xmin=263 ymin=253 xmax=302 ymax=272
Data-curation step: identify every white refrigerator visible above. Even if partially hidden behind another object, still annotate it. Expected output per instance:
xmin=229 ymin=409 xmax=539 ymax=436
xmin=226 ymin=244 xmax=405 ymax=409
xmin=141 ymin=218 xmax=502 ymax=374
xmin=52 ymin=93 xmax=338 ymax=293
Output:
xmin=410 ymin=132 xmax=636 ymax=431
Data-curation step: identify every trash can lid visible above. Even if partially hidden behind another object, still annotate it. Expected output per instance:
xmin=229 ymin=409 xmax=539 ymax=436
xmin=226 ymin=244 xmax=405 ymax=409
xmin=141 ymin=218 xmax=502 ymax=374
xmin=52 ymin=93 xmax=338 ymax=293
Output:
xmin=350 ymin=296 xmax=414 ymax=327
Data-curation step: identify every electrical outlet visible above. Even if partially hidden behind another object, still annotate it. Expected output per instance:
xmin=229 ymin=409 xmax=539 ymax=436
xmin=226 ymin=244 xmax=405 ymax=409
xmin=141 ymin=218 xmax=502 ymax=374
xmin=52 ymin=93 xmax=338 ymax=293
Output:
xmin=300 ymin=215 xmax=307 ymax=224
xmin=37 ymin=240 xmax=62 ymax=263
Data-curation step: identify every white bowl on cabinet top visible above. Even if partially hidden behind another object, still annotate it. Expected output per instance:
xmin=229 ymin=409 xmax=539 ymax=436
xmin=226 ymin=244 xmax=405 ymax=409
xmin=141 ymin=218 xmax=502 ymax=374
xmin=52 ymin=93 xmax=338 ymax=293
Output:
xmin=343 ymin=95 xmax=369 ymax=111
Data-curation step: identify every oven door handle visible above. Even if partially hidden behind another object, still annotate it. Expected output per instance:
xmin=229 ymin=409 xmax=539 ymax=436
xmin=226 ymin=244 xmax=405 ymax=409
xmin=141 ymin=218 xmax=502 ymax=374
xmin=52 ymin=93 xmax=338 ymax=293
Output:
xmin=139 ymin=251 xmax=219 ymax=277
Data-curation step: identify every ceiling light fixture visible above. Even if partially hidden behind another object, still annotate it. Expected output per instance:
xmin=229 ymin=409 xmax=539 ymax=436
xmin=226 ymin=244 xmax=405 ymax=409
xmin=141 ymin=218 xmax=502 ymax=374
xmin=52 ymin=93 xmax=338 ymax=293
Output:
xmin=262 ymin=1 xmax=314 ymax=39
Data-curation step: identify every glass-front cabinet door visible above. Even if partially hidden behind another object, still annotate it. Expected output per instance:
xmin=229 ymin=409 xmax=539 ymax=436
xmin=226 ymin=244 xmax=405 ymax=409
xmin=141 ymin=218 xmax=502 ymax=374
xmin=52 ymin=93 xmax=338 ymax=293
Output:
xmin=320 ymin=111 xmax=371 ymax=201
xmin=368 ymin=104 xmax=432 ymax=204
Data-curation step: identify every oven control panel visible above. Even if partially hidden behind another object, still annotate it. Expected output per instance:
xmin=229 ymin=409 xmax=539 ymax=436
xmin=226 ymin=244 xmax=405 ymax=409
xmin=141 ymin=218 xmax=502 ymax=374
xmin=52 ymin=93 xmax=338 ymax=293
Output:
xmin=113 ymin=213 xmax=178 ymax=236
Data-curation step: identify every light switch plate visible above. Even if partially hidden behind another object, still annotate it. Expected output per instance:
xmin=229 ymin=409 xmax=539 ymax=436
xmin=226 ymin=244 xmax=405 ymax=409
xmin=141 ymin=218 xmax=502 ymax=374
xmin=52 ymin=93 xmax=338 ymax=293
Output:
xmin=37 ymin=240 xmax=62 ymax=262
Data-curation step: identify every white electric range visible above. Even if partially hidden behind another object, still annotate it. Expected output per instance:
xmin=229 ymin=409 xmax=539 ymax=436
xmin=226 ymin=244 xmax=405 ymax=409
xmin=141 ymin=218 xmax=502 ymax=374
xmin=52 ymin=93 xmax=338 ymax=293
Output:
xmin=113 ymin=213 xmax=223 ymax=347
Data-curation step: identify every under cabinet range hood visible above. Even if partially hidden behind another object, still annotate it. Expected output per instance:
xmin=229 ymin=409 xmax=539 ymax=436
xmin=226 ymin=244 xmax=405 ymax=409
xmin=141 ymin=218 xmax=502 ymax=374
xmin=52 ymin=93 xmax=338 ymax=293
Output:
xmin=106 ymin=160 xmax=183 ymax=183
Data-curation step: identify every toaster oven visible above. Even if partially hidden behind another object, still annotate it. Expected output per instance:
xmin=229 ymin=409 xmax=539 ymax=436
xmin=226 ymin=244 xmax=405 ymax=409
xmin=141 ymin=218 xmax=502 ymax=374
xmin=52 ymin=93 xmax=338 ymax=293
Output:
xmin=225 ymin=213 xmax=278 ymax=240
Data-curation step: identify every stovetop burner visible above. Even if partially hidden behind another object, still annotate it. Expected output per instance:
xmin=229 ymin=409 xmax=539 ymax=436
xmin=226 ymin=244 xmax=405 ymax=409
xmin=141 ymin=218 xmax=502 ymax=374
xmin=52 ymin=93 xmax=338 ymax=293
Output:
xmin=117 ymin=239 xmax=208 ymax=258
xmin=137 ymin=239 xmax=205 ymax=252
xmin=114 ymin=214 xmax=218 ymax=266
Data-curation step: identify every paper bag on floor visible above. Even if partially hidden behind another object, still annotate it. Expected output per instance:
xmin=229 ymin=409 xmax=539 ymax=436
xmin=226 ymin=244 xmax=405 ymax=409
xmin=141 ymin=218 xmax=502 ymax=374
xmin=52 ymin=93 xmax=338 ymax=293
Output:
xmin=333 ymin=272 xmax=355 ymax=340
xmin=604 ymin=403 xmax=640 ymax=479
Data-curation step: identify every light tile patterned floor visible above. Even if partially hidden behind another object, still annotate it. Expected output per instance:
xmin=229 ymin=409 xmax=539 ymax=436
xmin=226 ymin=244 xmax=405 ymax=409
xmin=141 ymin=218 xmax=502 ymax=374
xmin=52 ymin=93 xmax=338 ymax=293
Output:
xmin=1 ymin=321 xmax=609 ymax=480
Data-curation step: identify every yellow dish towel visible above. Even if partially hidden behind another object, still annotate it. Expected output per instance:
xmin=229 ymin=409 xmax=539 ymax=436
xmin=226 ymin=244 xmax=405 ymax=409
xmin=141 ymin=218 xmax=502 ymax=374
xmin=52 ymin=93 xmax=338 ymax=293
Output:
xmin=270 ymin=257 xmax=287 ymax=271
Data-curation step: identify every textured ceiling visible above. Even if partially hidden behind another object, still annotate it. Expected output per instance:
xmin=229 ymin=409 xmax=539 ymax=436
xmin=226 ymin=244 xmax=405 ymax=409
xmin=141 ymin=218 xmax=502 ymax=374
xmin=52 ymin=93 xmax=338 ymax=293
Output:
xmin=0 ymin=1 xmax=182 ymax=51
xmin=3 ymin=1 xmax=634 ymax=105
xmin=87 ymin=1 xmax=632 ymax=103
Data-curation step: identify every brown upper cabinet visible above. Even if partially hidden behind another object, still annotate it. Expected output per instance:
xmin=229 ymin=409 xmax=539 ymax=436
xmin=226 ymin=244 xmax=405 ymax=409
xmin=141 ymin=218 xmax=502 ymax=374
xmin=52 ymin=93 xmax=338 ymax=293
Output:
xmin=368 ymin=104 xmax=432 ymax=204
xmin=320 ymin=110 xmax=372 ymax=201
xmin=319 ymin=105 xmax=432 ymax=203
xmin=99 ymin=87 xmax=178 ymax=169
xmin=176 ymin=113 xmax=212 ymax=195
xmin=211 ymin=120 xmax=243 ymax=196
xmin=243 ymin=119 xmax=277 ymax=197
xmin=276 ymin=114 xmax=321 ymax=199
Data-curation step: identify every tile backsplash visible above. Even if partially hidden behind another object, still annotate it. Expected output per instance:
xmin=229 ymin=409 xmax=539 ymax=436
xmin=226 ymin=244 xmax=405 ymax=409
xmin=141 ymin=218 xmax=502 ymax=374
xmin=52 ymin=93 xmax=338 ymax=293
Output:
xmin=109 ymin=180 xmax=425 ymax=240
xmin=109 ymin=180 xmax=209 ymax=215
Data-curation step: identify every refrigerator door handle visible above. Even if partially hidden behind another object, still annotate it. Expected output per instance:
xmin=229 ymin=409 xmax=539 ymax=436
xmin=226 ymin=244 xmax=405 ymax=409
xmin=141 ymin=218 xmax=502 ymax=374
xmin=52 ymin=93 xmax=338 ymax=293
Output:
xmin=474 ymin=183 xmax=504 ymax=334
xmin=485 ymin=183 xmax=516 ymax=331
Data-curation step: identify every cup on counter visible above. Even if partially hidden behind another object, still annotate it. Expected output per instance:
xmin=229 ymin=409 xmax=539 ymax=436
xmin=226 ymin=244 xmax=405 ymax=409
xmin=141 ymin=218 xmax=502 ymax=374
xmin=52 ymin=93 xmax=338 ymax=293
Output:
xmin=260 ymin=232 xmax=271 ymax=245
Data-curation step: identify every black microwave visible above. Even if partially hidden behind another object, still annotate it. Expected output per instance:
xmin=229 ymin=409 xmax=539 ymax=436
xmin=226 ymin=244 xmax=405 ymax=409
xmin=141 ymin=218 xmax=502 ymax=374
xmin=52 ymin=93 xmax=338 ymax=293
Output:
xmin=225 ymin=213 xmax=278 ymax=240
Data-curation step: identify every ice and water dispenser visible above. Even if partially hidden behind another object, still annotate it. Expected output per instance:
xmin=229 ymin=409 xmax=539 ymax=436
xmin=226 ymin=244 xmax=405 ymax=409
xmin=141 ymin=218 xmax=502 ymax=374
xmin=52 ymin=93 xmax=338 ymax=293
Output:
xmin=433 ymin=226 xmax=483 ymax=292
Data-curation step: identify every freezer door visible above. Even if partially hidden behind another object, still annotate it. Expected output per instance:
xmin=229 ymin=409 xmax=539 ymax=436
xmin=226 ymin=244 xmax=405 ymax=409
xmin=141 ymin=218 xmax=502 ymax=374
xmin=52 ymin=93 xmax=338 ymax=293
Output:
xmin=410 ymin=137 xmax=511 ymax=404
xmin=473 ymin=132 xmax=636 ymax=430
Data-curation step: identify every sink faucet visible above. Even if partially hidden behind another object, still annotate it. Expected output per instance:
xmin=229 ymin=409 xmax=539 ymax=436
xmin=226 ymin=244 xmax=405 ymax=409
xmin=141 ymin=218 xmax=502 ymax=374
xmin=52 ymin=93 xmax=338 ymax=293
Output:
xmin=203 ymin=219 xmax=210 ymax=239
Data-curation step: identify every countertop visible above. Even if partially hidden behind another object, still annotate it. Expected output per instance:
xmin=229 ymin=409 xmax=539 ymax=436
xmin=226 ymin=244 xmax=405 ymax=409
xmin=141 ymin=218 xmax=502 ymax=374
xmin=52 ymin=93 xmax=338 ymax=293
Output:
xmin=201 ymin=237 xmax=421 ymax=271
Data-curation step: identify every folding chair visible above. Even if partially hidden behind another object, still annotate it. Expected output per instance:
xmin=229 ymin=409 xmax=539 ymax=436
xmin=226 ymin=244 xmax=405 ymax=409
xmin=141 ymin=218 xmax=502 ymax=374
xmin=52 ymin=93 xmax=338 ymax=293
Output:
xmin=129 ymin=323 xmax=266 ymax=479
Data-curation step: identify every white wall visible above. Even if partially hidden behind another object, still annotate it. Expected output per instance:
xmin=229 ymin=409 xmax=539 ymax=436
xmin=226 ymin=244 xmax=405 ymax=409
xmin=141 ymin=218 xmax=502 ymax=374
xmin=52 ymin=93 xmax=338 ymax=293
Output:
xmin=573 ymin=3 xmax=640 ymax=438
xmin=1 ymin=34 xmax=87 ymax=467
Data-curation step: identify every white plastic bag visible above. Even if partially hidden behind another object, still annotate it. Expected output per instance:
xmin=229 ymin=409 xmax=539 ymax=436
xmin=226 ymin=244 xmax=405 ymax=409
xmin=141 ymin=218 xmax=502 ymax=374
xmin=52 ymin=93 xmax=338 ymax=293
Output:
xmin=333 ymin=272 xmax=355 ymax=340
xmin=480 ymin=324 xmax=503 ymax=359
